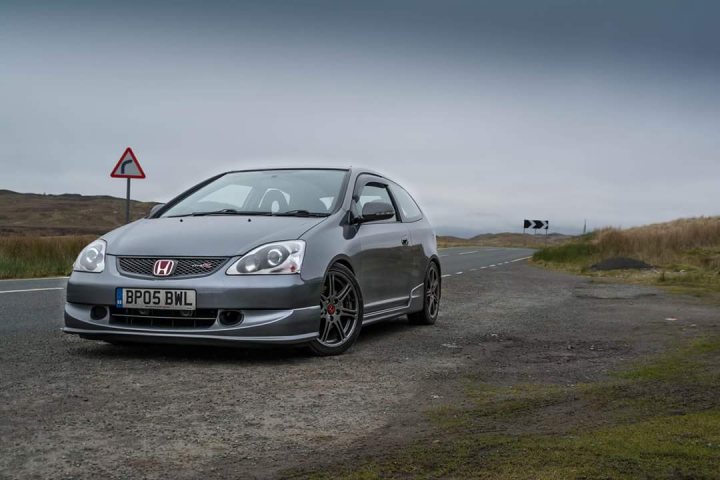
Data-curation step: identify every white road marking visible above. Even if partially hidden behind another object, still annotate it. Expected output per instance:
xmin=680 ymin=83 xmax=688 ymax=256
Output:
xmin=439 ymin=254 xmax=448 ymax=257
xmin=0 ymin=287 xmax=65 ymax=294
xmin=438 ymin=255 xmax=529 ymax=279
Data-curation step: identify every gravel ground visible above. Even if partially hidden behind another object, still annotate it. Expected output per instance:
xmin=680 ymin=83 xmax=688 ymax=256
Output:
xmin=1 ymin=262 xmax=718 ymax=479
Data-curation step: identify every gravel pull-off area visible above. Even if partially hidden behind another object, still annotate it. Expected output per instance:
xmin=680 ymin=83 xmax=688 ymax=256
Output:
xmin=1 ymin=262 xmax=719 ymax=479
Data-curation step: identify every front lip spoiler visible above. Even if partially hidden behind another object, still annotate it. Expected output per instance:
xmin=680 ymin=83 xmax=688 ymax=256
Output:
xmin=62 ymin=327 xmax=318 ymax=344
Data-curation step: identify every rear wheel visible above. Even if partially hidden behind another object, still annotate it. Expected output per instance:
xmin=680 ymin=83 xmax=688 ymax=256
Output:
xmin=308 ymin=263 xmax=363 ymax=356
xmin=408 ymin=261 xmax=440 ymax=325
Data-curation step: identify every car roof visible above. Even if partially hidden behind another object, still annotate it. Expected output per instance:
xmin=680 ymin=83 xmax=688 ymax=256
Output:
xmin=214 ymin=166 xmax=409 ymax=191
xmin=349 ymin=166 xmax=384 ymax=178
xmin=222 ymin=167 xmax=350 ymax=174
xmin=220 ymin=166 xmax=390 ymax=180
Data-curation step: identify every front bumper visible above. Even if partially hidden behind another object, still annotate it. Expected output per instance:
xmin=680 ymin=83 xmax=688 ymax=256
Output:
xmin=62 ymin=256 xmax=323 ymax=346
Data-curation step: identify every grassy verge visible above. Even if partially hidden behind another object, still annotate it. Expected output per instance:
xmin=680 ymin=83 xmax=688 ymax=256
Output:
xmin=291 ymin=337 xmax=720 ymax=479
xmin=532 ymin=218 xmax=720 ymax=296
xmin=0 ymin=235 xmax=94 ymax=279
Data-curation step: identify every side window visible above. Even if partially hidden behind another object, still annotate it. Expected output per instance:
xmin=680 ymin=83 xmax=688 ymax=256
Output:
xmin=390 ymin=184 xmax=423 ymax=222
xmin=357 ymin=183 xmax=397 ymax=222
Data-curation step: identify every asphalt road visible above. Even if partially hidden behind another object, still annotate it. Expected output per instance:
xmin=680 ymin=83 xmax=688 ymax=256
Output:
xmin=437 ymin=246 xmax=533 ymax=278
xmin=2 ymin=246 xmax=715 ymax=480
xmin=0 ymin=247 xmax=534 ymax=335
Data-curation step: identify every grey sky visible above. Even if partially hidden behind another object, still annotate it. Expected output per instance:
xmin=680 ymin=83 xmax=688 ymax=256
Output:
xmin=1 ymin=0 xmax=718 ymax=236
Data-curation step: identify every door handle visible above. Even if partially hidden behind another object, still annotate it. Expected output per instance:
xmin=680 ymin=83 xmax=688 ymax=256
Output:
xmin=401 ymin=237 xmax=409 ymax=246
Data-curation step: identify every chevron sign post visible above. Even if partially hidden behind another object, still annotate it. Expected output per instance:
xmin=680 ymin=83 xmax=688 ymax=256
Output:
xmin=524 ymin=220 xmax=549 ymax=230
xmin=523 ymin=219 xmax=550 ymax=244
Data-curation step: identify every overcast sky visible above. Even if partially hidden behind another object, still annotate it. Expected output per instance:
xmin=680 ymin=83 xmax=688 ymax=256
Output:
xmin=1 ymin=0 xmax=718 ymax=236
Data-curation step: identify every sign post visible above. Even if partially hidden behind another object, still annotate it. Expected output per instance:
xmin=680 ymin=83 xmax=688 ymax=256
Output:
xmin=125 ymin=178 xmax=131 ymax=224
xmin=523 ymin=219 xmax=549 ymax=244
xmin=110 ymin=147 xmax=146 ymax=223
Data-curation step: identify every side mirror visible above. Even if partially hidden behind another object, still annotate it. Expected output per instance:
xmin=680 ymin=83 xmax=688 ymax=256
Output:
xmin=148 ymin=204 xmax=165 ymax=218
xmin=358 ymin=201 xmax=395 ymax=223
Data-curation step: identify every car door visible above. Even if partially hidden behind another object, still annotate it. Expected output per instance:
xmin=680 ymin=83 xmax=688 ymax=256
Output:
xmin=352 ymin=176 xmax=411 ymax=314
xmin=388 ymin=182 xmax=430 ymax=291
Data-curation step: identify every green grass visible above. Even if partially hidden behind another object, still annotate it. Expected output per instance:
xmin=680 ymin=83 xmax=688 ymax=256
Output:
xmin=485 ymin=411 xmax=720 ymax=480
xmin=289 ymin=337 xmax=720 ymax=479
xmin=0 ymin=235 xmax=94 ymax=279
xmin=615 ymin=337 xmax=720 ymax=382
xmin=533 ymin=237 xmax=720 ymax=296
xmin=532 ymin=218 xmax=720 ymax=294
xmin=656 ymin=269 xmax=720 ymax=298
xmin=532 ymin=241 xmax=598 ymax=265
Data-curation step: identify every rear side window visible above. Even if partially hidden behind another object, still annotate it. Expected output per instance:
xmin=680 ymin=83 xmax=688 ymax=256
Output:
xmin=390 ymin=184 xmax=423 ymax=222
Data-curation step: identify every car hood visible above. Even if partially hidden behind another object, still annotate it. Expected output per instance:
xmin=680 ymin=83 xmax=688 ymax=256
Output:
xmin=103 ymin=216 xmax=325 ymax=257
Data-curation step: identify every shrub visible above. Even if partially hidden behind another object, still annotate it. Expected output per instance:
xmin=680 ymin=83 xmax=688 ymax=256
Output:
xmin=0 ymin=235 xmax=94 ymax=279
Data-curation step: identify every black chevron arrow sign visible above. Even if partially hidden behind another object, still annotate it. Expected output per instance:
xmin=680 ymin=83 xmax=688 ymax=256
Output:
xmin=524 ymin=219 xmax=549 ymax=230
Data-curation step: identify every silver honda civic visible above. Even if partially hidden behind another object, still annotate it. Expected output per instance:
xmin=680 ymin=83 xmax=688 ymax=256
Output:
xmin=63 ymin=167 xmax=441 ymax=355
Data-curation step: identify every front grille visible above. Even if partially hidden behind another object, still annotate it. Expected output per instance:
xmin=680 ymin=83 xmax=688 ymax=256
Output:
xmin=109 ymin=307 xmax=218 ymax=329
xmin=117 ymin=257 xmax=228 ymax=278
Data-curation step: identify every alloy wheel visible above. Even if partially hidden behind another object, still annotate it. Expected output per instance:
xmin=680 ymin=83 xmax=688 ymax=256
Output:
xmin=317 ymin=269 xmax=360 ymax=347
xmin=425 ymin=264 xmax=440 ymax=319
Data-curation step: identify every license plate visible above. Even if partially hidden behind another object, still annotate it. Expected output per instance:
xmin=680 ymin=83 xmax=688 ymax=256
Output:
xmin=116 ymin=288 xmax=196 ymax=310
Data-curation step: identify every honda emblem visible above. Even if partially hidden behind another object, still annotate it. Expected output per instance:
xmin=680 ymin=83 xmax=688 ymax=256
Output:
xmin=153 ymin=259 xmax=176 ymax=277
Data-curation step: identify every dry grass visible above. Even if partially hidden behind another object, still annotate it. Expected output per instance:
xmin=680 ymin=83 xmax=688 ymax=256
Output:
xmin=533 ymin=216 xmax=720 ymax=295
xmin=593 ymin=217 xmax=720 ymax=270
xmin=0 ymin=189 xmax=157 ymax=236
xmin=0 ymin=189 xmax=155 ymax=277
xmin=0 ymin=235 xmax=94 ymax=279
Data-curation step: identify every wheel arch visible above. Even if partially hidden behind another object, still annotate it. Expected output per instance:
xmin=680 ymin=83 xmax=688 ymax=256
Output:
xmin=429 ymin=254 xmax=441 ymax=276
xmin=327 ymin=255 xmax=355 ymax=275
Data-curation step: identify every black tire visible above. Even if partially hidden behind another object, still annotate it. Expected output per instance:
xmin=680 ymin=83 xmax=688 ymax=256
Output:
xmin=408 ymin=261 xmax=441 ymax=325
xmin=308 ymin=263 xmax=364 ymax=356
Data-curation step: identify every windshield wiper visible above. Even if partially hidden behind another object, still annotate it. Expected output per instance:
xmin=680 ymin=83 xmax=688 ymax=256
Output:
xmin=167 ymin=209 xmax=327 ymax=218
xmin=189 ymin=209 xmax=273 ymax=217
xmin=273 ymin=209 xmax=329 ymax=217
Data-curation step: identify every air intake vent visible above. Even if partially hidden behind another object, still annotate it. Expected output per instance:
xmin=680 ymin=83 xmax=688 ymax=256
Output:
xmin=109 ymin=307 xmax=218 ymax=329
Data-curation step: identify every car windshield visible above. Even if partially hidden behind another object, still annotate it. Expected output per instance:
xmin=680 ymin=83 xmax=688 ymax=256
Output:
xmin=160 ymin=169 xmax=348 ymax=218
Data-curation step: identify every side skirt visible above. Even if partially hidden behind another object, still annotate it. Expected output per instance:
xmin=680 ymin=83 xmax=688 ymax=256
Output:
xmin=361 ymin=283 xmax=424 ymax=326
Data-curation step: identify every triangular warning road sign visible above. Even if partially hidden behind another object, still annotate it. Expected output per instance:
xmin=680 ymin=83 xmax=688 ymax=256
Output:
xmin=110 ymin=147 xmax=146 ymax=179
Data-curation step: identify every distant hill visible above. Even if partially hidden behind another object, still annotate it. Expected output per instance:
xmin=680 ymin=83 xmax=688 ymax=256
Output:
xmin=0 ymin=189 xmax=574 ymax=244
xmin=438 ymin=232 xmax=572 ymax=248
xmin=0 ymin=190 xmax=159 ymax=236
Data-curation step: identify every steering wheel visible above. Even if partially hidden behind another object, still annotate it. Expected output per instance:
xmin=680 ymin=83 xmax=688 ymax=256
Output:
xmin=259 ymin=190 xmax=289 ymax=213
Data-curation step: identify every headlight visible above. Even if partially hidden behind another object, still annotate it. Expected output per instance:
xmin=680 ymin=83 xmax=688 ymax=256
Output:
xmin=73 ymin=239 xmax=107 ymax=273
xmin=226 ymin=240 xmax=305 ymax=275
